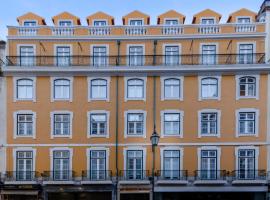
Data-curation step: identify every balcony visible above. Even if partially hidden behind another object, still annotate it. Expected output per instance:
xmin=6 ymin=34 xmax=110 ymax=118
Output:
xmin=194 ymin=170 xmax=227 ymax=185
xmin=17 ymin=27 xmax=38 ymax=36
xmin=198 ymin=25 xmax=220 ymax=34
xmin=119 ymin=170 xmax=150 ymax=185
xmin=42 ymin=170 xmax=75 ymax=184
xmin=4 ymin=171 xmax=40 ymax=184
xmin=5 ymin=53 xmax=265 ymax=67
xmin=231 ymin=170 xmax=267 ymax=185
xmin=81 ymin=170 xmax=112 ymax=184
xmin=89 ymin=27 xmax=111 ymax=36
xmin=51 ymin=27 xmax=75 ymax=36
xmin=235 ymin=24 xmax=256 ymax=32
xmin=156 ymin=170 xmax=188 ymax=185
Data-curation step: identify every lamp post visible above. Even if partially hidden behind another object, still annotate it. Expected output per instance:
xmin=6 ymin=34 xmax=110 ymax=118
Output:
xmin=150 ymin=128 xmax=160 ymax=200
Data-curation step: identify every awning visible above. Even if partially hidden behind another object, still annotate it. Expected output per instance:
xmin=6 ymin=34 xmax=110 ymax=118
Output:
xmin=1 ymin=190 xmax=38 ymax=195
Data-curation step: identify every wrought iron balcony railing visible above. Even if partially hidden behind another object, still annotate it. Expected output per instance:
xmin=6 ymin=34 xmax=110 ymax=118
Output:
xmin=231 ymin=170 xmax=267 ymax=180
xmin=4 ymin=171 xmax=40 ymax=182
xmin=194 ymin=170 xmax=227 ymax=180
xmin=119 ymin=170 xmax=150 ymax=181
xmin=156 ymin=170 xmax=188 ymax=180
xmin=5 ymin=53 xmax=265 ymax=67
xmin=81 ymin=170 xmax=112 ymax=181
xmin=42 ymin=170 xmax=75 ymax=181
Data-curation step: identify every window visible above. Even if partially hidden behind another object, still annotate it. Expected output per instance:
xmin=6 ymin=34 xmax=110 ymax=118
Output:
xmin=126 ymin=150 xmax=143 ymax=180
xmin=53 ymin=114 xmax=71 ymax=136
xmin=201 ymin=45 xmax=216 ymax=65
xmin=238 ymin=149 xmax=255 ymax=179
xmin=239 ymin=76 xmax=256 ymax=98
xmin=238 ymin=112 xmax=256 ymax=135
xmin=237 ymin=17 xmax=251 ymax=24
xmin=128 ymin=46 xmax=143 ymax=66
xmin=200 ymin=150 xmax=217 ymax=180
xmin=90 ymin=150 xmax=106 ymax=180
xmin=129 ymin=20 xmax=143 ymax=26
xmin=53 ymin=150 xmax=70 ymax=180
xmin=201 ymin=18 xmax=215 ymax=24
xmin=90 ymin=79 xmax=108 ymax=100
xmin=200 ymin=112 xmax=218 ymax=136
xmin=163 ymin=150 xmax=180 ymax=179
xmin=127 ymin=113 xmax=144 ymax=136
xmin=16 ymin=151 xmax=33 ymax=181
xmin=90 ymin=114 xmax=107 ymax=136
xmin=92 ymin=46 xmax=107 ymax=66
xmin=165 ymin=19 xmax=179 ymax=25
xmin=94 ymin=20 xmax=107 ymax=26
xmin=23 ymin=21 xmax=37 ymax=26
xmin=59 ymin=20 xmax=72 ymax=26
xmin=19 ymin=46 xmax=34 ymax=66
xmin=165 ymin=46 xmax=180 ymax=65
xmin=53 ymin=79 xmax=70 ymax=100
xmin=201 ymin=78 xmax=218 ymax=99
xmin=127 ymin=78 xmax=144 ymax=99
xmin=56 ymin=46 xmax=71 ymax=66
xmin=16 ymin=79 xmax=34 ymax=100
xmin=238 ymin=44 xmax=254 ymax=64
xmin=164 ymin=113 xmax=181 ymax=136
xmin=17 ymin=114 xmax=33 ymax=136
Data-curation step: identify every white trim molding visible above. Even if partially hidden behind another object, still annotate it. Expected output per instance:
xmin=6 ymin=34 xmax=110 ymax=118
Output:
xmin=124 ymin=110 xmax=147 ymax=138
xmin=199 ymin=43 xmax=219 ymax=65
xmin=198 ymin=109 xmax=221 ymax=138
xmin=87 ymin=77 xmax=110 ymax=102
xmin=16 ymin=44 xmax=36 ymax=66
xmin=58 ymin=20 xmax=73 ymax=26
xmin=124 ymin=76 xmax=147 ymax=102
xmin=160 ymin=146 xmax=184 ymax=171
xmin=92 ymin=19 xmax=108 ymax=25
xmin=13 ymin=110 xmax=37 ymax=139
xmin=235 ymin=146 xmax=259 ymax=171
xmin=198 ymin=76 xmax=221 ymax=101
xmin=90 ymin=44 xmax=109 ymax=66
xmin=50 ymin=77 xmax=73 ymax=102
xmin=160 ymin=76 xmax=184 ymax=101
xmin=235 ymin=108 xmax=259 ymax=137
xmin=197 ymin=146 xmax=221 ymax=171
xmin=126 ymin=44 xmax=145 ymax=66
xmin=50 ymin=110 xmax=73 ymax=139
xmin=128 ymin=18 xmax=145 ymax=25
xmin=200 ymin=17 xmax=217 ymax=24
xmin=87 ymin=110 xmax=110 ymax=138
xmin=160 ymin=110 xmax=184 ymax=138
xmin=162 ymin=43 xmax=182 ymax=65
xmin=13 ymin=147 xmax=37 ymax=172
xmin=235 ymin=74 xmax=260 ymax=100
xmin=86 ymin=147 xmax=110 ymax=172
xmin=53 ymin=44 xmax=73 ymax=66
xmin=13 ymin=77 xmax=36 ymax=102
xmin=49 ymin=147 xmax=73 ymax=172
xmin=123 ymin=146 xmax=146 ymax=171
xmin=236 ymin=41 xmax=257 ymax=64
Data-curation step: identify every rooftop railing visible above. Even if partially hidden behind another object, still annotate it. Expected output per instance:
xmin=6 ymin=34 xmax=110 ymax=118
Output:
xmin=5 ymin=53 xmax=265 ymax=67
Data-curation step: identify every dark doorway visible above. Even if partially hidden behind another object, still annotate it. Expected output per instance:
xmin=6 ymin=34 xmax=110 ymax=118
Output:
xmin=48 ymin=192 xmax=111 ymax=200
xmin=120 ymin=193 xmax=150 ymax=200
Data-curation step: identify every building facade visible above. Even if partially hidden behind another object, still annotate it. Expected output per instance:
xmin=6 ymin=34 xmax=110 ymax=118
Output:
xmin=1 ymin=1 xmax=270 ymax=200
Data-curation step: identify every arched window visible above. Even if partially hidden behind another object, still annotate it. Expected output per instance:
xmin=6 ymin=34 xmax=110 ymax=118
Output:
xmin=164 ymin=78 xmax=180 ymax=99
xmin=16 ymin=79 xmax=33 ymax=99
xmin=127 ymin=79 xmax=144 ymax=98
xmin=90 ymin=79 xmax=107 ymax=99
xmin=54 ymin=79 xmax=70 ymax=100
xmin=201 ymin=78 xmax=218 ymax=98
xmin=239 ymin=76 xmax=256 ymax=97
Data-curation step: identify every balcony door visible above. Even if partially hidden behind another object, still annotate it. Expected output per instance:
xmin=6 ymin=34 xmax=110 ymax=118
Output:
xmin=200 ymin=150 xmax=217 ymax=179
xmin=56 ymin=46 xmax=71 ymax=66
xmin=163 ymin=150 xmax=180 ymax=180
xmin=238 ymin=149 xmax=255 ymax=179
xmin=93 ymin=46 xmax=107 ymax=66
xmin=90 ymin=150 xmax=106 ymax=180
xmin=201 ymin=45 xmax=216 ymax=65
xmin=127 ymin=150 xmax=143 ymax=180
xmin=19 ymin=46 xmax=34 ymax=66
xmin=165 ymin=46 xmax=179 ymax=65
xmin=53 ymin=150 xmax=70 ymax=180
xmin=239 ymin=44 xmax=253 ymax=64
xmin=129 ymin=46 xmax=143 ymax=66
xmin=16 ymin=151 xmax=33 ymax=181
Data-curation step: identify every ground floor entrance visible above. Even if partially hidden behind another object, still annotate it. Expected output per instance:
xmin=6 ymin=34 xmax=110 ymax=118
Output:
xmin=120 ymin=193 xmax=150 ymax=200
xmin=47 ymin=192 xmax=112 ymax=200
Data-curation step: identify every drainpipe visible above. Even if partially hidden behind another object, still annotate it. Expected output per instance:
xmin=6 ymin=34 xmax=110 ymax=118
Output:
xmin=117 ymin=40 xmax=121 ymax=66
xmin=115 ymin=76 xmax=119 ymax=200
xmin=153 ymin=40 xmax=157 ymax=65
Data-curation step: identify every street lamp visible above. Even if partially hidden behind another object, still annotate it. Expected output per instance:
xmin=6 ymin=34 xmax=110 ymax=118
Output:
xmin=150 ymin=128 xmax=160 ymax=200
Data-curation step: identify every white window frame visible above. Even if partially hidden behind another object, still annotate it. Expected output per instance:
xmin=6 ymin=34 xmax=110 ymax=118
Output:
xmin=22 ymin=20 xmax=38 ymax=26
xmin=58 ymin=20 xmax=73 ymax=26
xmin=13 ymin=147 xmax=37 ymax=172
xmin=198 ymin=109 xmax=221 ymax=138
xmin=237 ymin=42 xmax=256 ymax=63
xmin=13 ymin=77 xmax=36 ymax=102
xmin=198 ymin=76 xmax=221 ymax=101
xmin=161 ymin=76 xmax=184 ymax=101
xmin=235 ymin=146 xmax=259 ymax=171
xmin=54 ymin=44 xmax=73 ymax=66
xmin=164 ymin=18 xmax=180 ymax=25
xmin=86 ymin=147 xmax=110 ymax=172
xmin=50 ymin=111 xmax=73 ymax=139
xmin=160 ymin=110 xmax=184 ymax=138
xmin=162 ymin=44 xmax=182 ymax=65
xmin=200 ymin=43 xmax=219 ymax=65
xmin=160 ymin=146 xmax=184 ymax=171
xmin=200 ymin=17 xmax=216 ymax=24
xmin=235 ymin=108 xmax=259 ymax=137
xmin=124 ymin=77 xmax=147 ymax=101
xmin=88 ymin=77 xmax=110 ymax=102
xmin=235 ymin=75 xmax=259 ymax=100
xmin=123 ymin=146 xmax=146 ymax=171
xmin=126 ymin=44 xmax=145 ymax=66
xmin=90 ymin=44 xmax=109 ymax=66
xmin=50 ymin=77 xmax=73 ymax=102
xmin=50 ymin=147 xmax=73 ymax=172
xmin=197 ymin=146 xmax=221 ymax=171
xmin=16 ymin=44 xmax=36 ymax=66
xmin=92 ymin=19 xmax=108 ymax=26
xmin=124 ymin=110 xmax=147 ymax=138
xmin=87 ymin=110 xmax=110 ymax=138
xmin=128 ymin=18 xmax=145 ymax=25
xmin=236 ymin=16 xmax=252 ymax=24
xmin=13 ymin=110 xmax=36 ymax=139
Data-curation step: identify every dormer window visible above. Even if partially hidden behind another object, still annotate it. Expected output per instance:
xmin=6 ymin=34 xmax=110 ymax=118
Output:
xmin=23 ymin=21 xmax=37 ymax=26
xmin=94 ymin=20 xmax=107 ymax=26
xmin=165 ymin=19 xmax=179 ymax=25
xmin=237 ymin=17 xmax=251 ymax=24
xmin=59 ymin=20 xmax=72 ymax=26
xmin=201 ymin=18 xmax=215 ymax=25
xmin=129 ymin=20 xmax=143 ymax=26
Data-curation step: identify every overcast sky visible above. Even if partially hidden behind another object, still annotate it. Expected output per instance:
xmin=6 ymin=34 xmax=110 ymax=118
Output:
xmin=0 ymin=0 xmax=263 ymax=40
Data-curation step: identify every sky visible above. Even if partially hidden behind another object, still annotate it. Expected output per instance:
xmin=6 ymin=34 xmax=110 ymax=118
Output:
xmin=0 ymin=0 xmax=263 ymax=40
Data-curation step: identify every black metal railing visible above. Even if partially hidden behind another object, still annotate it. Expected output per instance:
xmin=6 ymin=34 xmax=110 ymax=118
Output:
xmin=4 ymin=171 xmax=39 ymax=181
xmin=231 ymin=170 xmax=266 ymax=180
xmin=42 ymin=170 xmax=75 ymax=181
xmin=194 ymin=170 xmax=227 ymax=180
xmin=156 ymin=170 xmax=188 ymax=180
xmin=82 ymin=170 xmax=112 ymax=181
xmin=5 ymin=53 xmax=265 ymax=67
xmin=119 ymin=170 xmax=150 ymax=180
